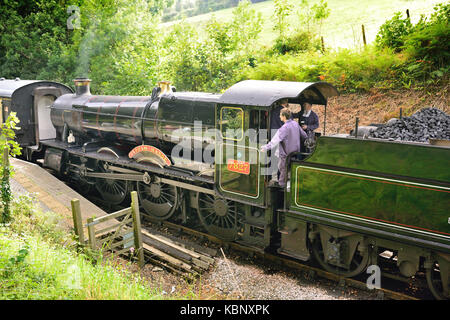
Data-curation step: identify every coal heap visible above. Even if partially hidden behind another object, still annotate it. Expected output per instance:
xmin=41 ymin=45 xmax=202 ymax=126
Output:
xmin=370 ymin=108 xmax=450 ymax=142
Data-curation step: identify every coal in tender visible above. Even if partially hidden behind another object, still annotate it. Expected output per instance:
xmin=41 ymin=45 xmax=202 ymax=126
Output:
xmin=370 ymin=108 xmax=450 ymax=143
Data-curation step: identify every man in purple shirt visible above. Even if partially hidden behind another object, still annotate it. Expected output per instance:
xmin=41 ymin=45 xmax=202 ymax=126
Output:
xmin=261 ymin=108 xmax=307 ymax=187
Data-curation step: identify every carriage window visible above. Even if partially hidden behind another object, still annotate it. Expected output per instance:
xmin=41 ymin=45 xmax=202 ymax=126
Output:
xmin=220 ymin=107 xmax=243 ymax=141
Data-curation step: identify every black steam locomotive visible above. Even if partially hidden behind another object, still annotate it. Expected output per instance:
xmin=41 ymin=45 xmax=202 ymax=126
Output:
xmin=0 ymin=77 xmax=448 ymax=299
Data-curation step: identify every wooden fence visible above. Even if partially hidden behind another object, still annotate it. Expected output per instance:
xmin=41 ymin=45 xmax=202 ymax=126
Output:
xmin=71 ymin=191 xmax=144 ymax=267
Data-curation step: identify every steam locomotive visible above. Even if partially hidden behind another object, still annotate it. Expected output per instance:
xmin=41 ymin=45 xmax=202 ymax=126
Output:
xmin=0 ymin=77 xmax=448 ymax=299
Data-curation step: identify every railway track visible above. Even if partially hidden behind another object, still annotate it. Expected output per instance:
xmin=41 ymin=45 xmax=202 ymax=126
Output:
xmin=80 ymin=193 xmax=427 ymax=300
xmin=140 ymin=217 xmax=422 ymax=300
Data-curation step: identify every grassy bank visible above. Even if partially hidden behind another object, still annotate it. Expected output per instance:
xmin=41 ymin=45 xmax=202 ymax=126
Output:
xmin=0 ymin=195 xmax=188 ymax=300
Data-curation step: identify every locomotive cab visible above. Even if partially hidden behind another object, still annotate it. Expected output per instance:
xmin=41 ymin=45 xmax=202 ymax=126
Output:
xmin=210 ymin=81 xmax=338 ymax=246
xmin=215 ymin=80 xmax=339 ymax=202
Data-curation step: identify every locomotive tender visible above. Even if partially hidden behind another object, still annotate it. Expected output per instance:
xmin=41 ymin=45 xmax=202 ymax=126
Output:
xmin=0 ymin=77 xmax=448 ymax=299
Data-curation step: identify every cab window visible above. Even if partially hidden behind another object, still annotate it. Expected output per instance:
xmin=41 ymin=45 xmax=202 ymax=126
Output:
xmin=220 ymin=107 xmax=243 ymax=141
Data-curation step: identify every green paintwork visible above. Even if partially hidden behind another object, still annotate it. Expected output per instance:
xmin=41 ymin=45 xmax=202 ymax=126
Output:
xmin=289 ymin=136 xmax=450 ymax=247
xmin=216 ymin=105 xmax=265 ymax=205
xmin=305 ymin=136 xmax=450 ymax=181
xmin=218 ymin=143 xmax=260 ymax=199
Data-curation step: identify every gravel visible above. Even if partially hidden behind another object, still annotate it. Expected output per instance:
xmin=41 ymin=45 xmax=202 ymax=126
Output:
xmin=202 ymin=254 xmax=378 ymax=300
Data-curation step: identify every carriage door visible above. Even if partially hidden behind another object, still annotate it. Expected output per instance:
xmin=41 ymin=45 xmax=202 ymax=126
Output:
xmin=33 ymin=87 xmax=62 ymax=142
xmin=216 ymin=105 xmax=264 ymax=205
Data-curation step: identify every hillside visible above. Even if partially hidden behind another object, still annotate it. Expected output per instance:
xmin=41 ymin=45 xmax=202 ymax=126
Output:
xmin=162 ymin=0 xmax=444 ymax=48
xmin=309 ymin=85 xmax=450 ymax=136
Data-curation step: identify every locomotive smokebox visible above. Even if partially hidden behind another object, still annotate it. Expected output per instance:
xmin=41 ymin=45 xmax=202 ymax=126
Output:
xmin=74 ymin=77 xmax=91 ymax=96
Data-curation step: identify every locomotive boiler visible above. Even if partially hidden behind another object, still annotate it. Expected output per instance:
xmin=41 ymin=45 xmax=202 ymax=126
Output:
xmin=1 ymin=77 xmax=448 ymax=299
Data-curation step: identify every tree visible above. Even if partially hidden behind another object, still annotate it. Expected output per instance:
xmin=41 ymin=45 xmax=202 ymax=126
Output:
xmin=0 ymin=0 xmax=75 ymax=79
xmin=273 ymin=0 xmax=293 ymax=40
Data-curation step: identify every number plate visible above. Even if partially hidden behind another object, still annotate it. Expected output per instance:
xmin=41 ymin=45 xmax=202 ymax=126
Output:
xmin=227 ymin=159 xmax=250 ymax=175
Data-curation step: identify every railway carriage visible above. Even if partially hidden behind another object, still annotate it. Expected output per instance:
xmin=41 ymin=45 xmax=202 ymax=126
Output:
xmin=0 ymin=78 xmax=72 ymax=158
xmin=0 ymin=77 xmax=448 ymax=299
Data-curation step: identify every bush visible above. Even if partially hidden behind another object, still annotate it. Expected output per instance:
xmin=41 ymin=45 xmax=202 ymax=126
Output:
xmin=247 ymin=46 xmax=407 ymax=92
xmin=375 ymin=12 xmax=413 ymax=51
xmin=403 ymin=4 xmax=450 ymax=69
xmin=272 ymin=31 xmax=322 ymax=55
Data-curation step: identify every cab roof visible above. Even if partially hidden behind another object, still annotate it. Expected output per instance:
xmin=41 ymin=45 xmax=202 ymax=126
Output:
xmin=218 ymin=80 xmax=339 ymax=107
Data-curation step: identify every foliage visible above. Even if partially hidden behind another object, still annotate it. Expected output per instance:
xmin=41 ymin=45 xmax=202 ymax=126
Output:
xmin=0 ymin=0 xmax=448 ymax=97
xmin=272 ymin=30 xmax=322 ymax=55
xmin=402 ymin=3 xmax=450 ymax=69
xmin=0 ymin=231 xmax=161 ymax=299
xmin=271 ymin=0 xmax=329 ymax=55
xmin=160 ymin=0 xmax=262 ymax=92
xmin=375 ymin=12 xmax=413 ymax=51
xmin=0 ymin=0 xmax=76 ymax=79
xmin=272 ymin=0 xmax=293 ymax=39
xmin=374 ymin=3 xmax=449 ymax=85
xmin=296 ymin=0 xmax=331 ymax=35
xmin=0 ymin=113 xmax=21 ymax=224
xmin=0 ymin=194 xmax=208 ymax=299
xmin=0 ymin=113 xmax=22 ymax=160
xmin=247 ymin=46 xmax=407 ymax=92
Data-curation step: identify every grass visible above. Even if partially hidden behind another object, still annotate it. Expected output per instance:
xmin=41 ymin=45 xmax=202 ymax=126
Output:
xmin=0 ymin=232 xmax=161 ymax=299
xmin=162 ymin=0 xmax=444 ymax=49
xmin=0 ymin=194 xmax=201 ymax=300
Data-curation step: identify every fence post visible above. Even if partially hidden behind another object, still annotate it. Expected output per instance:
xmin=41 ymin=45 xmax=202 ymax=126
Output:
xmin=71 ymin=199 xmax=85 ymax=245
xmin=87 ymin=217 xmax=97 ymax=251
xmin=361 ymin=24 xmax=367 ymax=47
xmin=131 ymin=191 xmax=144 ymax=268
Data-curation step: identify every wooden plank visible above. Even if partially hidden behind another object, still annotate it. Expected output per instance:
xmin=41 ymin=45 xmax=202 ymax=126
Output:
xmin=89 ymin=207 xmax=132 ymax=225
xmin=112 ymin=246 xmax=134 ymax=257
xmin=144 ymin=254 xmax=189 ymax=277
xmin=71 ymin=199 xmax=85 ymax=245
xmin=198 ymin=255 xmax=215 ymax=266
xmin=103 ymin=246 xmax=132 ymax=259
xmin=142 ymin=229 xmax=202 ymax=259
xmin=94 ymin=217 xmax=133 ymax=236
xmin=192 ymin=257 xmax=210 ymax=270
xmin=97 ymin=228 xmax=133 ymax=245
xmin=142 ymin=235 xmax=193 ymax=262
xmin=107 ymin=236 xmax=135 ymax=251
xmin=131 ymin=191 xmax=144 ymax=268
xmin=87 ymin=217 xmax=97 ymax=250
xmin=143 ymin=226 xmax=218 ymax=258
xmin=143 ymin=243 xmax=192 ymax=272
xmin=100 ymin=213 xmax=131 ymax=246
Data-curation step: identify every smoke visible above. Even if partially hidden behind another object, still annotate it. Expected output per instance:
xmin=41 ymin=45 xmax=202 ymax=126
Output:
xmin=75 ymin=19 xmax=101 ymax=78
xmin=74 ymin=1 xmax=150 ymax=79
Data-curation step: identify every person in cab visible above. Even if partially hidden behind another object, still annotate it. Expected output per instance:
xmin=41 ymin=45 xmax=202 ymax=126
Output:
xmin=261 ymin=108 xmax=307 ymax=187
xmin=294 ymin=102 xmax=319 ymax=133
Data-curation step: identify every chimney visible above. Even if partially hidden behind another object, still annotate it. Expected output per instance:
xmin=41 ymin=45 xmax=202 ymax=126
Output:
xmin=74 ymin=78 xmax=91 ymax=96
xmin=157 ymin=81 xmax=172 ymax=95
